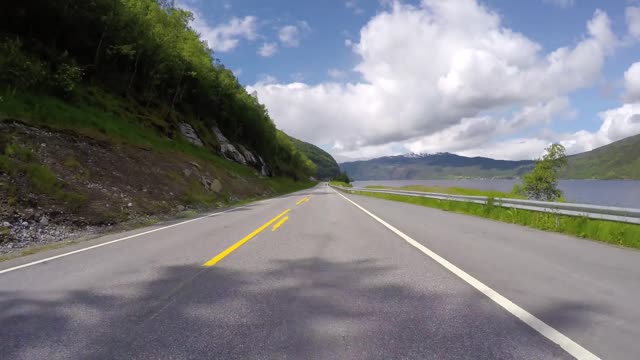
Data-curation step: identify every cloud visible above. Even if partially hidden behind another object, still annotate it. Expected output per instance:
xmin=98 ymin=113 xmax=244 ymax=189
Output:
xmin=346 ymin=0 xmax=365 ymax=15
xmin=248 ymin=0 xmax=621 ymax=160
xmin=278 ymin=22 xmax=310 ymax=47
xmin=180 ymin=3 xmax=258 ymax=52
xmin=328 ymin=68 xmax=348 ymax=79
xmin=626 ymin=6 xmax=640 ymax=38
xmin=542 ymin=0 xmax=575 ymax=8
xmin=624 ymin=62 xmax=640 ymax=102
xmin=460 ymin=103 xmax=640 ymax=160
xmin=258 ymin=42 xmax=278 ymax=57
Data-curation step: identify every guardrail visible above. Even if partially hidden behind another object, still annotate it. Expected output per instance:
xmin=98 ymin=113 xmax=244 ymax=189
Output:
xmin=331 ymin=186 xmax=640 ymax=225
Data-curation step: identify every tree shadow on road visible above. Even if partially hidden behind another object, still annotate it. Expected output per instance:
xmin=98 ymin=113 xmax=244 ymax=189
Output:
xmin=0 ymin=258 xmax=599 ymax=359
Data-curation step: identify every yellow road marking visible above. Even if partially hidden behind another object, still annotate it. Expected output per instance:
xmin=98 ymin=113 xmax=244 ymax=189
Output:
xmin=272 ymin=216 xmax=289 ymax=231
xmin=202 ymin=209 xmax=290 ymax=267
xmin=296 ymin=197 xmax=310 ymax=205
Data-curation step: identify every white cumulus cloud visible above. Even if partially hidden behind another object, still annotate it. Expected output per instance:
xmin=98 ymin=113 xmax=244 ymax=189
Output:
xmin=624 ymin=62 xmax=640 ymax=102
xmin=249 ymin=0 xmax=621 ymax=160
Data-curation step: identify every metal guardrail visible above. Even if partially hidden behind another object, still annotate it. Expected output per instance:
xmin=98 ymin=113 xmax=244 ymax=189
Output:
xmin=331 ymin=186 xmax=640 ymax=225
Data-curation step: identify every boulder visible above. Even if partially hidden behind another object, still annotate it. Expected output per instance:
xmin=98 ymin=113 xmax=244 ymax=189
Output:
xmin=211 ymin=126 xmax=246 ymax=164
xmin=237 ymin=145 xmax=258 ymax=166
xmin=178 ymin=123 xmax=204 ymax=147
xmin=211 ymin=179 xmax=222 ymax=193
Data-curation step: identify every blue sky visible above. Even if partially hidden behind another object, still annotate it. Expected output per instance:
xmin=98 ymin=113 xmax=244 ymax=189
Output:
xmin=178 ymin=0 xmax=640 ymax=161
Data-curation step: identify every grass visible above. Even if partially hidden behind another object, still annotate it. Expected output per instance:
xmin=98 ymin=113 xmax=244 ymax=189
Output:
xmin=346 ymin=189 xmax=640 ymax=249
xmin=329 ymin=181 xmax=352 ymax=188
xmin=267 ymin=177 xmax=317 ymax=195
xmin=365 ymin=184 xmax=524 ymax=199
xmin=0 ymin=90 xmax=257 ymax=178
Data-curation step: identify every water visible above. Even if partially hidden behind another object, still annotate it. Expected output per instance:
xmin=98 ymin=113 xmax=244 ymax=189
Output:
xmin=352 ymin=179 xmax=640 ymax=208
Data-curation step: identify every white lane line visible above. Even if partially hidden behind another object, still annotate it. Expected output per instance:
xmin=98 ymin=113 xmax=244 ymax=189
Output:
xmin=333 ymin=189 xmax=600 ymax=360
xmin=0 ymin=205 xmax=255 ymax=275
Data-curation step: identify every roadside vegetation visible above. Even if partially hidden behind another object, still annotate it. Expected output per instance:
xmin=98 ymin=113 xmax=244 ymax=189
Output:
xmin=512 ymin=143 xmax=567 ymax=201
xmin=346 ymin=190 xmax=640 ymax=249
xmin=342 ymin=145 xmax=640 ymax=248
xmin=0 ymin=0 xmax=315 ymax=179
xmin=364 ymin=185 xmax=523 ymax=199
xmin=329 ymin=181 xmax=352 ymax=188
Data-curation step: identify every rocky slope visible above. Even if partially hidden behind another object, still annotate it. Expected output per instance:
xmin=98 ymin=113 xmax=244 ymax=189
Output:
xmin=0 ymin=120 xmax=296 ymax=255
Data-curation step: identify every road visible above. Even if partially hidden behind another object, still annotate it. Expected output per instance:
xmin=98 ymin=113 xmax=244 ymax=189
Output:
xmin=1 ymin=183 xmax=639 ymax=359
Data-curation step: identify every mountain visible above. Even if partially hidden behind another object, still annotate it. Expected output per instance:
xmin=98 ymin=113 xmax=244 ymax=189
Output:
xmin=288 ymin=136 xmax=340 ymax=180
xmin=340 ymin=153 xmax=534 ymax=180
xmin=561 ymin=133 xmax=640 ymax=179
xmin=340 ymin=133 xmax=640 ymax=181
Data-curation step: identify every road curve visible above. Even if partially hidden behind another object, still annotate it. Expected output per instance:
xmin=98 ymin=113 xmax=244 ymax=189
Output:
xmin=1 ymin=184 xmax=639 ymax=359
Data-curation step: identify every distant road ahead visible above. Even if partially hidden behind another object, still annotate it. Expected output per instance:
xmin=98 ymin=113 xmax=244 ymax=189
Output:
xmin=1 ymin=184 xmax=639 ymax=359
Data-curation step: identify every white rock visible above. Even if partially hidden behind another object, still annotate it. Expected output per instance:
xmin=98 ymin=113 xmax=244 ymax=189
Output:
xmin=212 ymin=126 xmax=247 ymax=164
xmin=178 ymin=123 xmax=204 ymax=147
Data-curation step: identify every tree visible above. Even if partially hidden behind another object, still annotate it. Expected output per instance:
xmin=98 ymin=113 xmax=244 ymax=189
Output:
xmin=513 ymin=143 xmax=567 ymax=201
xmin=332 ymin=171 xmax=351 ymax=184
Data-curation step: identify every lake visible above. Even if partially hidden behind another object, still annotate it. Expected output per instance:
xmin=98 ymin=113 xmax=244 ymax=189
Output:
xmin=351 ymin=179 xmax=640 ymax=208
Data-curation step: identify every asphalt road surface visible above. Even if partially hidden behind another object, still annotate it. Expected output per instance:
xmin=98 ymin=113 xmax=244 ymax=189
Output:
xmin=1 ymin=184 xmax=639 ymax=359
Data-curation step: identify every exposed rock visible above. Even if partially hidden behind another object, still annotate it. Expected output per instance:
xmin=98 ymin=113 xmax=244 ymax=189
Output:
xmin=212 ymin=126 xmax=246 ymax=164
xmin=237 ymin=145 xmax=258 ymax=166
xmin=178 ymin=123 xmax=204 ymax=147
xmin=2 ymin=222 xmax=10 ymax=228
xmin=211 ymin=179 xmax=222 ymax=193
xmin=182 ymin=168 xmax=192 ymax=177
xmin=201 ymin=176 xmax=212 ymax=191
xmin=189 ymin=161 xmax=201 ymax=169
xmin=40 ymin=216 xmax=49 ymax=226
xmin=258 ymin=156 xmax=272 ymax=177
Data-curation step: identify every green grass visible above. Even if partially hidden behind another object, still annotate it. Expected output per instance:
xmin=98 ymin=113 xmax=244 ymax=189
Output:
xmin=267 ymin=177 xmax=317 ymax=195
xmin=0 ymin=90 xmax=257 ymax=178
xmin=329 ymin=181 xmax=352 ymax=188
xmin=347 ymin=190 xmax=640 ymax=249
xmin=365 ymin=184 xmax=524 ymax=199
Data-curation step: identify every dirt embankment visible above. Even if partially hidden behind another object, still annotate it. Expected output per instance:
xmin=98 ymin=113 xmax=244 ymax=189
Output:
xmin=0 ymin=121 xmax=273 ymax=255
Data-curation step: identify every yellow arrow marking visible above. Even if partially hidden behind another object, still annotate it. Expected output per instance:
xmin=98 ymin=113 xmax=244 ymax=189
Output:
xmin=271 ymin=216 xmax=289 ymax=231
xmin=202 ymin=209 xmax=290 ymax=267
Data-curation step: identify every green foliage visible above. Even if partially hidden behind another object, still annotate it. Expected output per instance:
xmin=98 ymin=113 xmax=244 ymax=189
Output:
xmin=350 ymin=190 xmax=640 ymax=249
xmin=287 ymin=135 xmax=340 ymax=179
xmin=0 ymin=0 xmax=314 ymax=181
xmin=369 ymin=184 xmax=524 ymax=199
xmin=52 ymin=61 xmax=84 ymax=96
xmin=515 ymin=143 xmax=567 ymax=201
xmin=266 ymin=177 xmax=317 ymax=194
xmin=329 ymin=181 xmax=352 ymax=187
xmin=0 ymin=38 xmax=48 ymax=92
xmin=332 ymin=171 xmax=351 ymax=184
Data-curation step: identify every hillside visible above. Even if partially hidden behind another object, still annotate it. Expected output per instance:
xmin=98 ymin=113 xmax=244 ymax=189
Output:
xmin=0 ymin=1 xmax=316 ymax=253
xmin=561 ymin=133 xmax=640 ymax=179
xmin=340 ymin=153 xmax=534 ymax=180
xmin=287 ymin=136 xmax=340 ymax=180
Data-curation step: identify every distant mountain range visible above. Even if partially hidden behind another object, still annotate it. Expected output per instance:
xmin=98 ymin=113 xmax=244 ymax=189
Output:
xmin=340 ymin=133 xmax=640 ymax=180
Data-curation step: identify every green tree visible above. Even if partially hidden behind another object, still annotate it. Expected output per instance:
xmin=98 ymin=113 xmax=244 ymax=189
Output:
xmin=513 ymin=143 xmax=567 ymax=201
xmin=332 ymin=171 xmax=351 ymax=184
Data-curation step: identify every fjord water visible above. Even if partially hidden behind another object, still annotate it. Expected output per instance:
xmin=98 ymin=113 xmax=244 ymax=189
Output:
xmin=352 ymin=179 xmax=640 ymax=208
